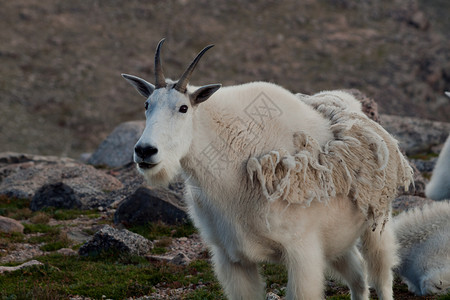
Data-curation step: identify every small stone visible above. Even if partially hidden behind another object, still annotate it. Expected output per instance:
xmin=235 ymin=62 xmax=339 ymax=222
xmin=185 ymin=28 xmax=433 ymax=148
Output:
xmin=266 ymin=292 xmax=281 ymax=300
xmin=170 ymin=252 xmax=190 ymax=266
xmin=56 ymin=248 xmax=77 ymax=256
xmin=0 ymin=216 xmax=24 ymax=233
xmin=0 ymin=259 xmax=43 ymax=274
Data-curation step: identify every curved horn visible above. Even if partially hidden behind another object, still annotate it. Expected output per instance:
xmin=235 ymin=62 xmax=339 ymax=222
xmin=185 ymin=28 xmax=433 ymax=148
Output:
xmin=174 ymin=45 xmax=214 ymax=93
xmin=155 ymin=38 xmax=167 ymax=89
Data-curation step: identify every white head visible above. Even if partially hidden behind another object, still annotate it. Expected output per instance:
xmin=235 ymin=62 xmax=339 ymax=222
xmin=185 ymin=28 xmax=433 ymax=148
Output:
xmin=122 ymin=39 xmax=221 ymax=186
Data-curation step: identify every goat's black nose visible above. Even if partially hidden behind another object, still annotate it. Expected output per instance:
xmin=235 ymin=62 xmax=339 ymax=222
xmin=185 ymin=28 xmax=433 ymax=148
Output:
xmin=135 ymin=144 xmax=158 ymax=159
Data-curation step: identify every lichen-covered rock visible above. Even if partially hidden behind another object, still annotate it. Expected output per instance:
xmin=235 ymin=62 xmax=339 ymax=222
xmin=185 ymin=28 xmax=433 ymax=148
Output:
xmin=78 ymin=225 xmax=153 ymax=256
xmin=0 ymin=152 xmax=123 ymax=209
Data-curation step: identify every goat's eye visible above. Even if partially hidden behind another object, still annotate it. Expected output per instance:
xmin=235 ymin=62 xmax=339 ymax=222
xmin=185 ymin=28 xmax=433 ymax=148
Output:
xmin=179 ymin=105 xmax=188 ymax=113
xmin=145 ymin=102 xmax=149 ymax=110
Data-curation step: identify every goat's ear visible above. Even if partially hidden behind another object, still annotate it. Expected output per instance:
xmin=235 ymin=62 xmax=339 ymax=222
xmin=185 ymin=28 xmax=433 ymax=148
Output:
xmin=121 ymin=74 xmax=155 ymax=98
xmin=189 ymin=84 xmax=222 ymax=105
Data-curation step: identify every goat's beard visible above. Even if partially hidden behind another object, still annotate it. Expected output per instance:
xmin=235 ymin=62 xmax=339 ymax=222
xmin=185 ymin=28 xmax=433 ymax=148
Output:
xmin=137 ymin=160 xmax=181 ymax=188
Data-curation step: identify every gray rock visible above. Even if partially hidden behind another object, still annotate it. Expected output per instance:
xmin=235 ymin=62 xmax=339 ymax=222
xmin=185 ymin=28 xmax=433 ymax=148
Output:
xmin=0 ymin=216 xmax=24 ymax=233
xmin=0 ymin=152 xmax=123 ymax=209
xmin=380 ymin=114 xmax=450 ymax=155
xmin=78 ymin=225 xmax=153 ymax=256
xmin=66 ymin=229 xmax=92 ymax=244
xmin=114 ymin=186 xmax=188 ymax=226
xmin=170 ymin=252 xmax=191 ymax=266
xmin=88 ymin=121 xmax=145 ymax=168
xmin=411 ymin=158 xmax=437 ymax=173
xmin=31 ymin=183 xmax=81 ymax=211
xmin=56 ymin=248 xmax=77 ymax=256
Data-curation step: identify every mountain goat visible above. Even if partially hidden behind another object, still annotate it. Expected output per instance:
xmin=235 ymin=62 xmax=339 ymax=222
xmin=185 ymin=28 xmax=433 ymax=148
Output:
xmin=122 ymin=39 xmax=413 ymax=300
xmin=393 ymin=200 xmax=450 ymax=295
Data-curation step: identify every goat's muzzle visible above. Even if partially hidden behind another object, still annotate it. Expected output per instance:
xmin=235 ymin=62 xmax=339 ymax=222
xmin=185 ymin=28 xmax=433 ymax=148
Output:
xmin=134 ymin=144 xmax=160 ymax=169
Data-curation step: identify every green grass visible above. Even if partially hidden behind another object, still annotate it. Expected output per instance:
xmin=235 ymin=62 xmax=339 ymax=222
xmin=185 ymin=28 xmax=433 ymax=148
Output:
xmin=0 ymin=253 xmax=224 ymax=300
xmin=0 ymin=195 xmax=100 ymax=222
xmin=43 ymin=207 xmax=100 ymax=221
xmin=128 ymin=221 xmax=197 ymax=241
xmin=0 ymin=196 xmax=32 ymax=220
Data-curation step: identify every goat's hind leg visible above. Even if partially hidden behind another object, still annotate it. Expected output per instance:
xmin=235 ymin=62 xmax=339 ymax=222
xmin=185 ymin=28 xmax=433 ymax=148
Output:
xmin=330 ymin=245 xmax=369 ymax=300
xmin=211 ymin=246 xmax=265 ymax=300
xmin=360 ymin=222 xmax=398 ymax=300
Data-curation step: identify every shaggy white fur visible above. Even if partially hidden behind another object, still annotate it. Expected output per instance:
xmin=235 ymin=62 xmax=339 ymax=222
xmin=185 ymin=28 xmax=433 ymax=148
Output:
xmin=394 ymin=201 xmax=450 ymax=295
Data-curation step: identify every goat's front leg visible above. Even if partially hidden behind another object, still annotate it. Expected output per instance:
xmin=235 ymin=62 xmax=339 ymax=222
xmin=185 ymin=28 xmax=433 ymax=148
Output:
xmin=284 ymin=236 xmax=326 ymax=300
xmin=211 ymin=245 xmax=265 ymax=300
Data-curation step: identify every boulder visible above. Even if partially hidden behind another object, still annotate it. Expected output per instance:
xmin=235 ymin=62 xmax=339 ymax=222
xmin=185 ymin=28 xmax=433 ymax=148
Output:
xmin=379 ymin=115 xmax=450 ymax=155
xmin=0 ymin=216 xmax=24 ymax=233
xmin=31 ymin=183 xmax=81 ymax=211
xmin=0 ymin=152 xmax=123 ymax=209
xmin=114 ymin=186 xmax=188 ymax=226
xmin=78 ymin=225 xmax=153 ymax=256
xmin=88 ymin=121 xmax=145 ymax=168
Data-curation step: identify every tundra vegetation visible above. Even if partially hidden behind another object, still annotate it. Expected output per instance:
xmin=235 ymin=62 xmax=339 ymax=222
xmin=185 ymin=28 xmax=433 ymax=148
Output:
xmin=2 ymin=195 xmax=450 ymax=299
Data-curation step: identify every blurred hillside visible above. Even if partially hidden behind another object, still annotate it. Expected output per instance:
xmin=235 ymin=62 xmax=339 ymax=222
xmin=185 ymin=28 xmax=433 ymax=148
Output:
xmin=0 ymin=0 xmax=449 ymax=158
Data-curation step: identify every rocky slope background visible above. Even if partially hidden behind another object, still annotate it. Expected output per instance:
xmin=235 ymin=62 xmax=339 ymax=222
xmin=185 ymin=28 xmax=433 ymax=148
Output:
xmin=0 ymin=0 xmax=449 ymax=158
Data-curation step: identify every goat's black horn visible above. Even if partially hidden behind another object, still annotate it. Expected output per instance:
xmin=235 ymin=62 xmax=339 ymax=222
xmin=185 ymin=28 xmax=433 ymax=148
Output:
xmin=155 ymin=38 xmax=167 ymax=89
xmin=174 ymin=45 xmax=214 ymax=93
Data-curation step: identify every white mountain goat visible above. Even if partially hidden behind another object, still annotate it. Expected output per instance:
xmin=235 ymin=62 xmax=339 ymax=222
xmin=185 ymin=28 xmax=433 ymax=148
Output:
xmin=122 ymin=39 xmax=414 ymax=300
xmin=425 ymin=129 xmax=450 ymax=200
xmin=393 ymin=200 xmax=450 ymax=295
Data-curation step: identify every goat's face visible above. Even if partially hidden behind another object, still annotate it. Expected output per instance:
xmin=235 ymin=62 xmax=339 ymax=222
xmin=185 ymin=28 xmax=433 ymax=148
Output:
xmin=122 ymin=39 xmax=221 ymax=186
